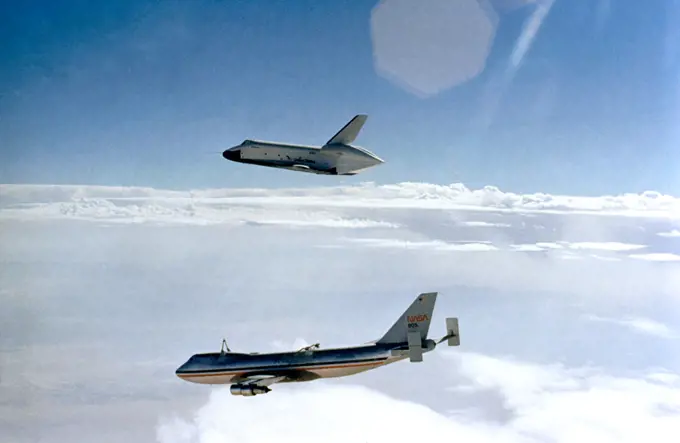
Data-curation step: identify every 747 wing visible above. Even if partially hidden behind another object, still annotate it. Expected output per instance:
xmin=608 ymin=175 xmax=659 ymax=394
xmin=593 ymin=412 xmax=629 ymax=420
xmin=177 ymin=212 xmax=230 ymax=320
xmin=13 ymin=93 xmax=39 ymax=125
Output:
xmin=240 ymin=374 xmax=289 ymax=387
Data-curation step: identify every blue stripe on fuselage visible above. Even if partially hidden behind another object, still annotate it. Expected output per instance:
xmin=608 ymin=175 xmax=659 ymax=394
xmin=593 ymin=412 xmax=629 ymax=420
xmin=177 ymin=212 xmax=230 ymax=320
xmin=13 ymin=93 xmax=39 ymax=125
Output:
xmin=176 ymin=346 xmax=395 ymax=375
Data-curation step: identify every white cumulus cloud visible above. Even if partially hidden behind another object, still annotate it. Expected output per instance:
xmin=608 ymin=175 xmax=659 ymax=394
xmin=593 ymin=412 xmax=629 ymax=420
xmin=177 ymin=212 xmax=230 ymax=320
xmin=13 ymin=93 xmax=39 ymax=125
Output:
xmin=566 ymin=242 xmax=647 ymax=251
xmin=156 ymin=351 xmax=680 ymax=443
xmin=3 ymin=181 xmax=680 ymax=443
xmin=344 ymin=238 xmax=499 ymax=251
xmin=629 ymin=253 xmax=680 ymax=262
xmin=2 ymin=182 xmax=680 ymax=222
xmin=459 ymin=220 xmax=513 ymax=228
xmin=585 ymin=314 xmax=678 ymax=339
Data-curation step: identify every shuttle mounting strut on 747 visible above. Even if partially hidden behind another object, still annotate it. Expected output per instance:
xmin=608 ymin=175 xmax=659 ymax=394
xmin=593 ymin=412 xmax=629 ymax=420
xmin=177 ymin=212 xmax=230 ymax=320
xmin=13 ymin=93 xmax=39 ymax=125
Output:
xmin=175 ymin=291 xmax=460 ymax=396
xmin=222 ymin=114 xmax=384 ymax=176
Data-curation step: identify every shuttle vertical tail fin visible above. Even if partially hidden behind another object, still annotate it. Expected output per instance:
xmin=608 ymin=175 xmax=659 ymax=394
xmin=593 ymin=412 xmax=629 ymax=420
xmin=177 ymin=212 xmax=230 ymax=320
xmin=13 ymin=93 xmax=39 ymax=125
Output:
xmin=325 ymin=114 xmax=368 ymax=146
xmin=376 ymin=292 xmax=437 ymax=345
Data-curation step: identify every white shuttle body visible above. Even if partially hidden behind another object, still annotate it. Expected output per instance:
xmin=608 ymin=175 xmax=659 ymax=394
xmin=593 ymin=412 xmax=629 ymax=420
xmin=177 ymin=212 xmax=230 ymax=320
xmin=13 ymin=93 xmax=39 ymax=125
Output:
xmin=222 ymin=114 xmax=384 ymax=175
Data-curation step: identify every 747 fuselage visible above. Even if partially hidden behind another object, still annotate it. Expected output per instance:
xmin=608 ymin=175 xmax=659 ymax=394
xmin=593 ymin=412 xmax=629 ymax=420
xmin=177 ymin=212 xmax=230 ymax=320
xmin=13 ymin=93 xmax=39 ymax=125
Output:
xmin=175 ymin=292 xmax=460 ymax=397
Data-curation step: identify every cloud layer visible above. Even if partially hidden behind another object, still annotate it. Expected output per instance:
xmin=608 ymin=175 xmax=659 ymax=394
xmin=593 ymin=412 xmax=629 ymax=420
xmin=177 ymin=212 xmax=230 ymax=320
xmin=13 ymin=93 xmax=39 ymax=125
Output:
xmin=2 ymin=182 xmax=680 ymax=264
xmin=2 ymin=182 xmax=680 ymax=221
xmin=156 ymin=351 xmax=680 ymax=443
xmin=2 ymin=181 xmax=679 ymax=443
xmin=586 ymin=314 xmax=679 ymax=339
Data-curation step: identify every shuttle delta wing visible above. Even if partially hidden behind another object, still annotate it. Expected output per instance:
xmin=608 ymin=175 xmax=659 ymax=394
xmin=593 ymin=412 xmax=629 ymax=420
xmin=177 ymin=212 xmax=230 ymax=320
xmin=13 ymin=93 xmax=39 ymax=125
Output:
xmin=333 ymin=155 xmax=356 ymax=175
xmin=290 ymin=164 xmax=312 ymax=171
xmin=326 ymin=114 xmax=368 ymax=145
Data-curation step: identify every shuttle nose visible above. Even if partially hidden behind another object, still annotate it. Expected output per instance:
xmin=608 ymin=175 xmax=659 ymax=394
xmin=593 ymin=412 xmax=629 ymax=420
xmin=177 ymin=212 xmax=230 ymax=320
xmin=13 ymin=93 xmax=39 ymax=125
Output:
xmin=222 ymin=147 xmax=241 ymax=161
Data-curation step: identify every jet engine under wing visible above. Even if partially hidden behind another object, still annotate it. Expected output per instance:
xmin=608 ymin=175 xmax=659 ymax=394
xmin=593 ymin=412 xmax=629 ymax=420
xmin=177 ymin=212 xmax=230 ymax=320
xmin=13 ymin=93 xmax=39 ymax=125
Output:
xmin=235 ymin=374 xmax=290 ymax=387
xmin=229 ymin=374 xmax=291 ymax=396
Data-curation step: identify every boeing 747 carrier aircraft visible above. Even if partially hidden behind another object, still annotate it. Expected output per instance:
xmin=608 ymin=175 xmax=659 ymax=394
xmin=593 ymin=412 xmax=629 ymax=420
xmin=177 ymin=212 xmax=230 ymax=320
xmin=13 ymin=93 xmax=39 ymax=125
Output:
xmin=222 ymin=114 xmax=384 ymax=176
xmin=175 ymin=292 xmax=460 ymax=396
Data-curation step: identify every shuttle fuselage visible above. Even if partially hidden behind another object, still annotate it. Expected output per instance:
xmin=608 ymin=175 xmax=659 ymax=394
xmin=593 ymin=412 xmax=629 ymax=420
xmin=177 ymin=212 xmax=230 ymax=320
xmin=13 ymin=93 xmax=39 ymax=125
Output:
xmin=222 ymin=114 xmax=384 ymax=176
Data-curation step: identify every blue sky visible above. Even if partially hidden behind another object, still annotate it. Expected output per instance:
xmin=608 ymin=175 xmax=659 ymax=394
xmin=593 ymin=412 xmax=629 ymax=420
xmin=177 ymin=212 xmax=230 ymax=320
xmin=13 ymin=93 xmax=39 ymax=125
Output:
xmin=1 ymin=0 xmax=679 ymax=195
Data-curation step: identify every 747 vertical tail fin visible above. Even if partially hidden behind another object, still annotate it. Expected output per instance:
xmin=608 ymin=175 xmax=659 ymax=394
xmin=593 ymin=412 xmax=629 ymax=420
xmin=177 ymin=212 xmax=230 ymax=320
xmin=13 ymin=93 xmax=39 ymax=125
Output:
xmin=376 ymin=292 xmax=437 ymax=346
